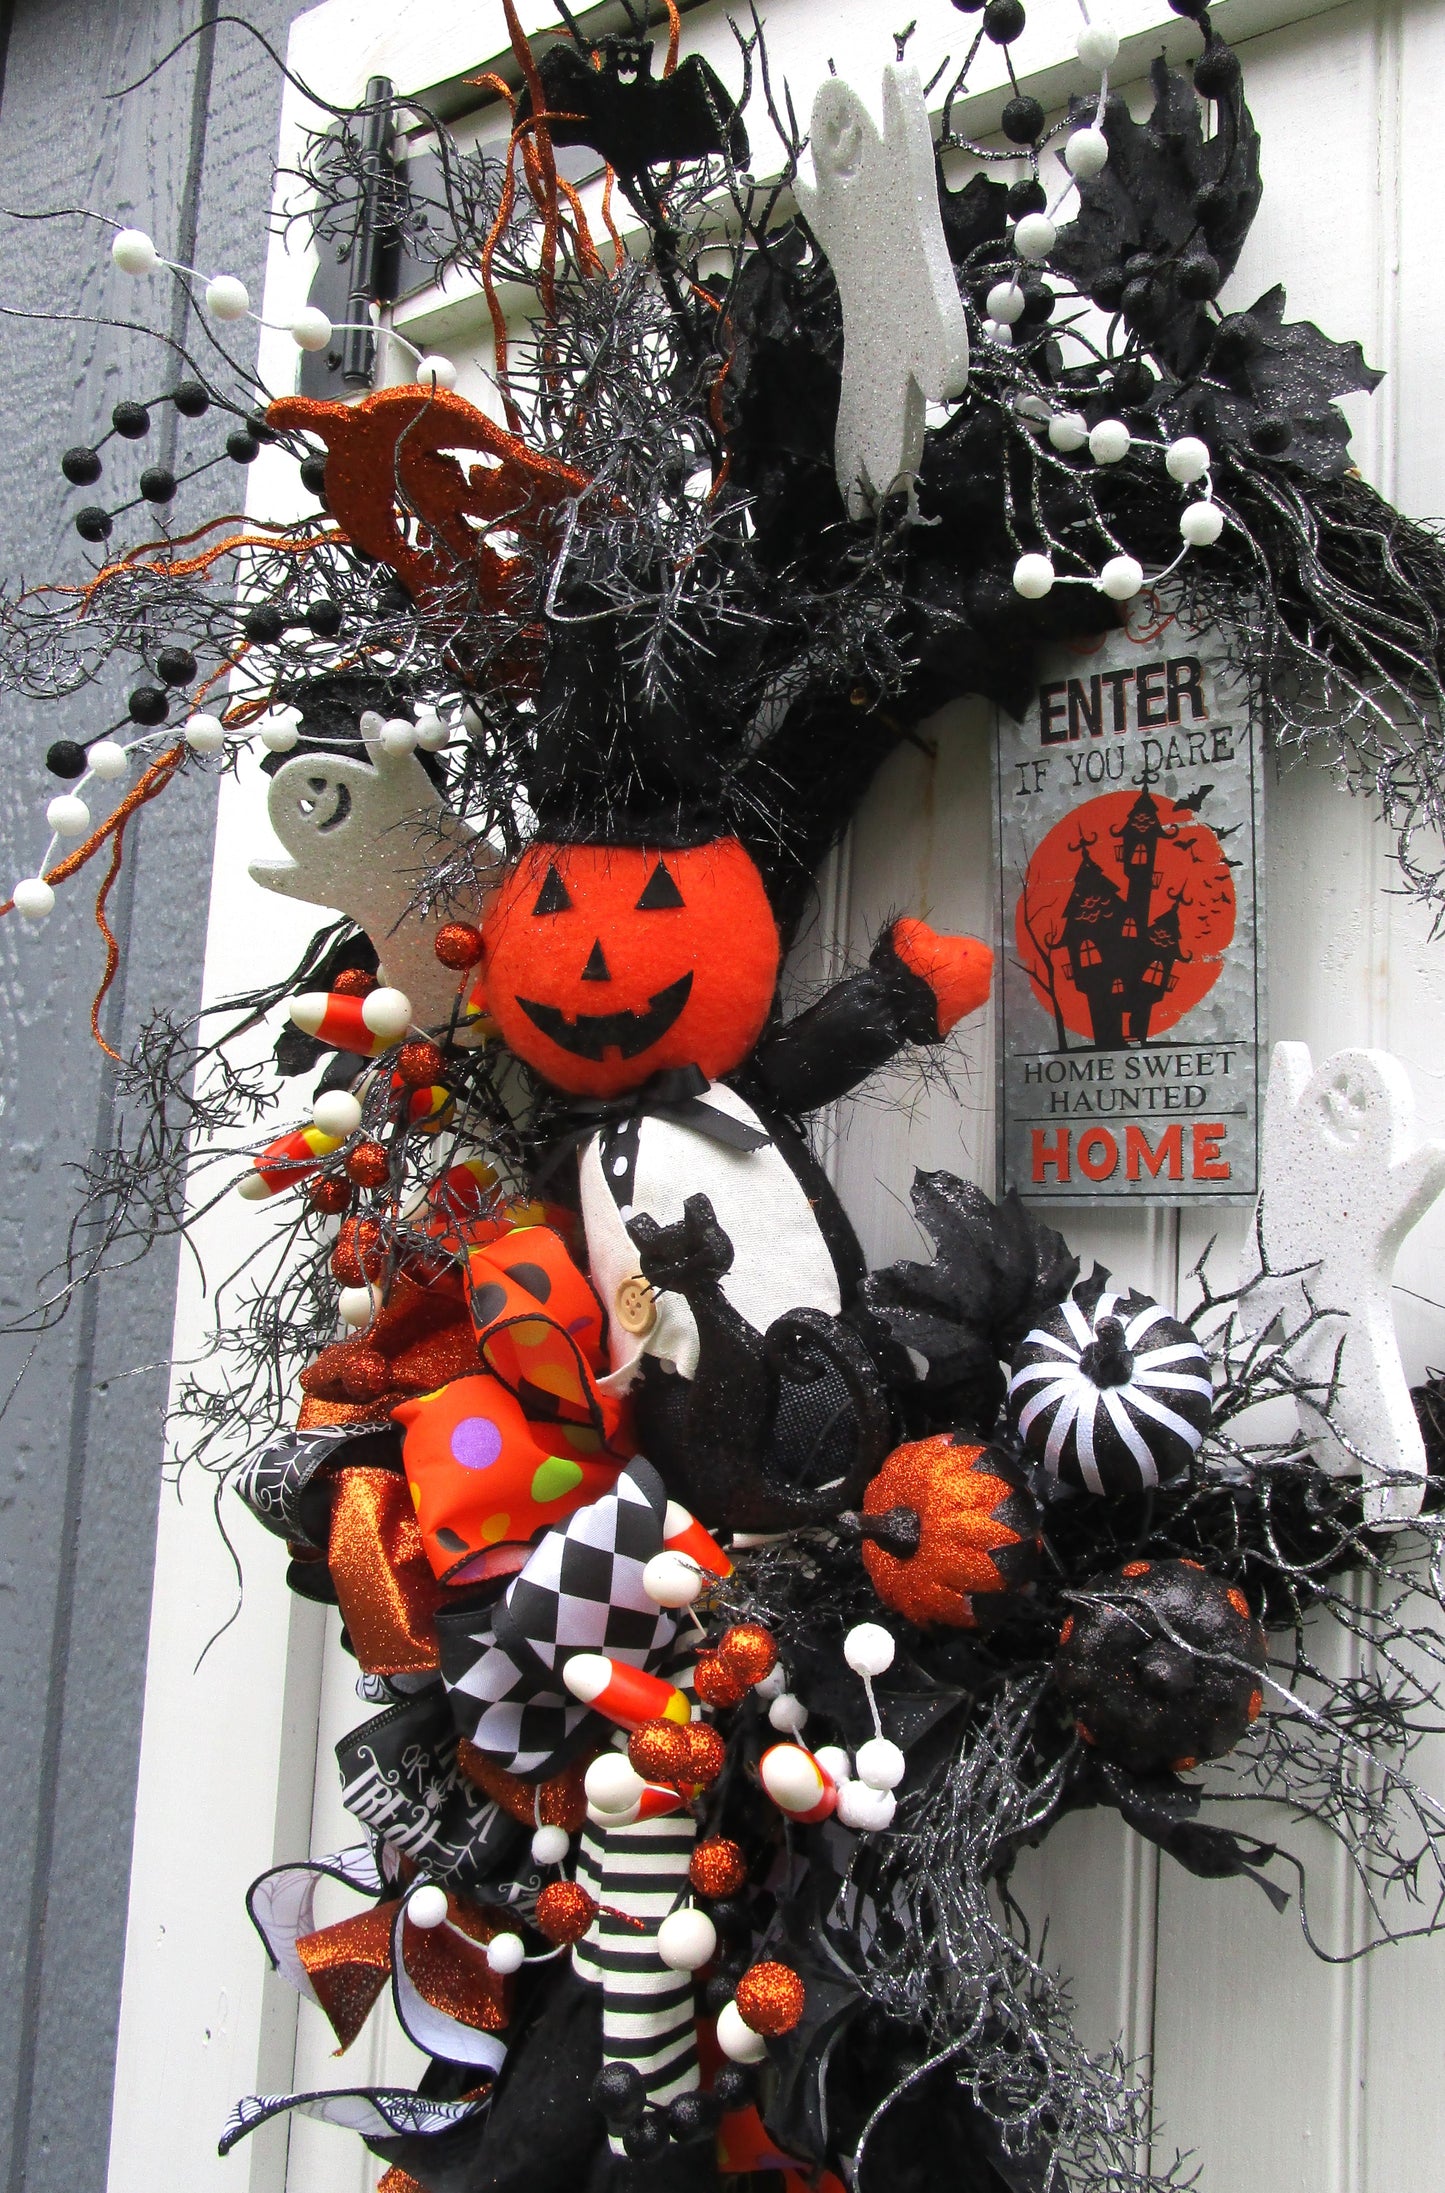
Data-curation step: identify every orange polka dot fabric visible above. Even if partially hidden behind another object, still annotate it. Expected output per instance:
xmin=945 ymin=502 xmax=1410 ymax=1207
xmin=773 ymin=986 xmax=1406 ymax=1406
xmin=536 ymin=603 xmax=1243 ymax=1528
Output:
xmin=394 ymin=1223 xmax=631 ymax=1582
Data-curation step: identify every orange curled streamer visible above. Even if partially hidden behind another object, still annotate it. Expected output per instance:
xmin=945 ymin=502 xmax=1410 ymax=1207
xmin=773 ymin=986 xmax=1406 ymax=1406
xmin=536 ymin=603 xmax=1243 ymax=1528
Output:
xmin=518 ymin=122 xmax=562 ymax=321
xmin=511 ymin=116 xmax=602 ymax=285
xmin=708 ymin=353 xmax=734 ymax=501
xmin=554 ymin=168 xmax=603 ymax=278
xmin=74 ymin=521 xmax=331 ymax=608
xmin=0 ymin=743 xmax=185 ymax=1055
xmin=466 ymin=70 xmax=515 ymax=108
xmin=600 ymin=166 xmax=625 ymax=267
xmin=502 ymin=0 xmax=561 ymax=318
xmin=663 ymin=0 xmax=681 ymax=74
xmin=479 ymin=166 xmax=520 ymax=412
xmin=87 ymin=744 xmax=188 ymax=1056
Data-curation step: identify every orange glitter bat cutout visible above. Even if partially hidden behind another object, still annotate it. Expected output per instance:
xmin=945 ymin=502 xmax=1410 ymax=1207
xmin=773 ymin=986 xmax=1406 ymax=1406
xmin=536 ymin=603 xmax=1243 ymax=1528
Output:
xmin=265 ymin=385 xmax=589 ymax=623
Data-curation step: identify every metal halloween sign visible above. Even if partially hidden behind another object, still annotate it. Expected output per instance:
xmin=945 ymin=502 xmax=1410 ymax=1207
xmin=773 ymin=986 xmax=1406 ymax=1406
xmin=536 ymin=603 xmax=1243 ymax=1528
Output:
xmin=994 ymin=594 xmax=1263 ymax=1204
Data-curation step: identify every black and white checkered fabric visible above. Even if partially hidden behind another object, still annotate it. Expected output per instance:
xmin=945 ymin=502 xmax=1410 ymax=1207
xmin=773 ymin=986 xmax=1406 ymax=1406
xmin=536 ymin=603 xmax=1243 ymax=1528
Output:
xmin=437 ymin=1459 xmax=680 ymax=1778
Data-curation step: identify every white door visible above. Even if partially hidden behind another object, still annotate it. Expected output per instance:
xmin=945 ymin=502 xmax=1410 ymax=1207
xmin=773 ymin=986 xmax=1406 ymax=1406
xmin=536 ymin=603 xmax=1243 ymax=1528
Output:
xmin=107 ymin=1 xmax=1445 ymax=2187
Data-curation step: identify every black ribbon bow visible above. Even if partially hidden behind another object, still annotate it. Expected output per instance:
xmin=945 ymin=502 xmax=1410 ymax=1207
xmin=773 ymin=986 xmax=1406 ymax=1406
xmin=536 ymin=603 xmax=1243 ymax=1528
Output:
xmin=536 ymin=1064 xmax=769 ymax=1182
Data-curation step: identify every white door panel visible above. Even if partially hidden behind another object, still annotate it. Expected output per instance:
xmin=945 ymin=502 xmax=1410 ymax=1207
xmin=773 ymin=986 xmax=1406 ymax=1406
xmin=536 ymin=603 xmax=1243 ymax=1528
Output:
xmin=109 ymin=1 xmax=1445 ymax=2186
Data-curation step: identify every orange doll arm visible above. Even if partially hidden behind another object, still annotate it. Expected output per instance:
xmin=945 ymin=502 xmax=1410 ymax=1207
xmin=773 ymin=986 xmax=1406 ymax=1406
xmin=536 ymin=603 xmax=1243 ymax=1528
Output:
xmin=888 ymin=917 xmax=994 ymax=1037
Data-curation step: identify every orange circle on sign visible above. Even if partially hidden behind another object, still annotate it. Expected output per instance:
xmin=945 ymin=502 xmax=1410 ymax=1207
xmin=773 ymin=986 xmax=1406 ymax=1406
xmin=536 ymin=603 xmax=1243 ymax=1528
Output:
xmin=1014 ymin=789 xmax=1236 ymax=1045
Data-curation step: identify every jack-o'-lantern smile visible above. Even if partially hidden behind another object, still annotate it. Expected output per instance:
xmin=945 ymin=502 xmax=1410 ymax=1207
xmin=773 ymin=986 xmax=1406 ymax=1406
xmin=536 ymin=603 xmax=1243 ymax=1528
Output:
xmin=517 ymin=972 xmax=694 ymax=1061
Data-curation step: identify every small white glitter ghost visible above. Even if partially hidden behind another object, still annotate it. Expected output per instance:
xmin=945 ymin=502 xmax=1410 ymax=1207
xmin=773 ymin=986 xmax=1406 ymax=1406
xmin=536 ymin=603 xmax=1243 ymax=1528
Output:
xmin=795 ymin=63 xmax=969 ymax=518
xmin=1238 ymin=1042 xmax=1445 ymax=1525
xmin=250 ymin=741 xmax=486 ymax=1028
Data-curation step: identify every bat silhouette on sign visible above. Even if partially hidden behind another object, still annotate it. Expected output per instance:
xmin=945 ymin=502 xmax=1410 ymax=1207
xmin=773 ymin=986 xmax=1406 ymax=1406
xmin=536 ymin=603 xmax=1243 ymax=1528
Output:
xmin=516 ymin=38 xmax=749 ymax=178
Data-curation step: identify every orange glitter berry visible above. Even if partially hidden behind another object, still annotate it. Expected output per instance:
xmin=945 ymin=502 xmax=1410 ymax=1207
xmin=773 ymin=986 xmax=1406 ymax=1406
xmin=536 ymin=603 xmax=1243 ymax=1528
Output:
xmin=333 ymin=968 xmax=379 ymax=996
xmin=685 ymin=1723 xmax=726 ymax=1786
xmin=535 ymin=1881 xmax=597 ymax=1945
xmin=628 ymin=1719 xmax=693 ymax=1788
xmin=694 ymin=1654 xmax=748 ymax=1709
xmin=309 ymin=1175 xmax=353 ymax=1215
xmin=346 ymin=1141 xmax=391 ymax=1188
xmin=716 ymin=1624 xmax=777 ymax=1687
xmin=735 ymin=1961 xmax=805 ymax=2037
xmin=396 ymin=1040 xmax=447 ymax=1088
xmin=689 ymin=1838 xmax=746 ymax=1899
xmin=435 ymin=923 xmax=485 ymax=970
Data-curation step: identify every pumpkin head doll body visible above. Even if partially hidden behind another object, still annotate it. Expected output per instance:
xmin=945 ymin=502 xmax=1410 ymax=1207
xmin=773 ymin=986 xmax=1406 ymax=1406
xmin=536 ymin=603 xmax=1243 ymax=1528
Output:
xmin=473 ymin=822 xmax=995 ymax=1532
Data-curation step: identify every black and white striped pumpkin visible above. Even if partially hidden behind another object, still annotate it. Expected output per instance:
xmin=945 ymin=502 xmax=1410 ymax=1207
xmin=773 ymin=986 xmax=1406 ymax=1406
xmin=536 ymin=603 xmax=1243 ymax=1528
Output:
xmin=1006 ymin=1280 xmax=1212 ymax=1495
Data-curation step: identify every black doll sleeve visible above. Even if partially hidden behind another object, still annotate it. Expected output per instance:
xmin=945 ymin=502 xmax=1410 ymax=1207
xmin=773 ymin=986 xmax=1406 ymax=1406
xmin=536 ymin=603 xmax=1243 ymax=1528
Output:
xmin=749 ymin=926 xmax=944 ymax=1117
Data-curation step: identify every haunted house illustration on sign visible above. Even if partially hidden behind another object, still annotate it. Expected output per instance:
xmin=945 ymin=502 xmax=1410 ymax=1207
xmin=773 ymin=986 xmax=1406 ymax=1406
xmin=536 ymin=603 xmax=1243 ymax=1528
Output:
xmin=1061 ymin=795 xmax=1188 ymax=1046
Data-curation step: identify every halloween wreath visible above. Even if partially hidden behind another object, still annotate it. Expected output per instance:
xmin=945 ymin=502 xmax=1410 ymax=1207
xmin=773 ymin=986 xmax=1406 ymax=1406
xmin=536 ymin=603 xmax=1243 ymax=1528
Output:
xmin=9 ymin=2 xmax=1445 ymax=2189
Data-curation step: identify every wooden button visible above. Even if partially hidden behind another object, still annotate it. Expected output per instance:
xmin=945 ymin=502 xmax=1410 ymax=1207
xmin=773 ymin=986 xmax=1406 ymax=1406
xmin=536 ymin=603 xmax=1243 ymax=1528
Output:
xmin=614 ymin=1273 xmax=657 ymax=1337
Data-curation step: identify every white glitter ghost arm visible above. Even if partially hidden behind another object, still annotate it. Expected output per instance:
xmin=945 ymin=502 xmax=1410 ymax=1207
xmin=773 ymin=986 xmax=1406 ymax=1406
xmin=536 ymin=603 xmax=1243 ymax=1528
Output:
xmin=1238 ymin=1040 xmax=1445 ymax=1524
xmin=796 ymin=62 xmax=968 ymax=519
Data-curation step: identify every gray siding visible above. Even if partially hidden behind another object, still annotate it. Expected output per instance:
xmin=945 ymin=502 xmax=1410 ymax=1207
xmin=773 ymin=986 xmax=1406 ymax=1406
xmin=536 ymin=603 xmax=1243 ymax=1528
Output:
xmin=0 ymin=5 xmax=300 ymax=2186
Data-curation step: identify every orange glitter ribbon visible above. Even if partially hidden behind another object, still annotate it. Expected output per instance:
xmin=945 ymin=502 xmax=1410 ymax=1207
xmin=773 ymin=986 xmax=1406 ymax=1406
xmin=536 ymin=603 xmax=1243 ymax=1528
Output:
xmin=265 ymin=386 xmax=587 ymax=633
xmin=401 ymin=1897 xmax=511 ymax=2035
xmin=327 ymin=1466 xmax=446 ymax=1675
xmin=296 ymin=1902 xmax=396 ymax=2051
xmin=297 ymin=1264 xmax=480 ymax=1429
xmin=458 ymin=1741 xmax=592 ymax=1831
xmin=296 ymin=1895 xmax=511 ymax=2054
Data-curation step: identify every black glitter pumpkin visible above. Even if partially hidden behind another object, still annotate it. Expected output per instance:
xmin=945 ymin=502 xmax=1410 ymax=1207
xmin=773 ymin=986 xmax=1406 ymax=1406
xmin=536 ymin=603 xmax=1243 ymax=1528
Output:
xmin=1054 ymin=1559 xmax=1267 ymax=1773
xmin=1006 ymin=1272 xmax=1211 ymax=1495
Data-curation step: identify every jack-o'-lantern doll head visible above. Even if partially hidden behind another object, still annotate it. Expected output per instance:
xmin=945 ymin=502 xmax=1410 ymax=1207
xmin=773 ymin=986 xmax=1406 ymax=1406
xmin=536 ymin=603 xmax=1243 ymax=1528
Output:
xmin=474 ymin=834 xmax=782 ymax=1098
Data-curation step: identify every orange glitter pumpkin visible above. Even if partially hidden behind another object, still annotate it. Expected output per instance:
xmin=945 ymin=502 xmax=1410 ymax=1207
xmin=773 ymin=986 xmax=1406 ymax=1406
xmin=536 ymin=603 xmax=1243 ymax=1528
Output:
xmin=475 ymin=838 xmax=781 ymax=1098
xmin=860 ymin=1434 xmax=1039 ymax=1629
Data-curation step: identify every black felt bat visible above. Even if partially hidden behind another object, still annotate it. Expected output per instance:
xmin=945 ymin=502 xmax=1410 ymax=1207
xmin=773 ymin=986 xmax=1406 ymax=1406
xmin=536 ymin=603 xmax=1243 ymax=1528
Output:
xmin=1049 ymin=53 xmax=1263 ymax=380
xmin=860 ymin=1172 xmax=1080 ymax=1435
xmin=516 ymin=38 xmax=748 ymax=177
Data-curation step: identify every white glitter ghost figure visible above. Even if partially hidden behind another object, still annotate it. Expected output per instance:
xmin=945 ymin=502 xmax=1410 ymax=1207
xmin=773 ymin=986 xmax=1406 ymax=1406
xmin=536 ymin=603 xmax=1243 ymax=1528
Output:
xmin=1238 ymin=1041 xmax=1445 ymax=1525
xmin=249 ymin=740 xmax=487 ymax=1029
xmin=795 ymin=63 xmax=969 ymax=518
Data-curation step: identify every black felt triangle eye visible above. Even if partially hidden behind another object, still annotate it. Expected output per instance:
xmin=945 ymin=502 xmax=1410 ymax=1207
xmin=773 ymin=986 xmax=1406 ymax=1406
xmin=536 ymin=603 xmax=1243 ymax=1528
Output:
xmin=532 ymin=864 xmax=573 ymax=915
xmin=636 ymin=860 xmax=684 ymax=910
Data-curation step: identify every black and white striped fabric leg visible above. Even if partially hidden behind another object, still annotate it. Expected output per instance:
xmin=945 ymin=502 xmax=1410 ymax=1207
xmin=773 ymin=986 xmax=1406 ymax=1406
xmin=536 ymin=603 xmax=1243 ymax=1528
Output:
xmin=572 ymin=1648 xmax=702 ymax=2153
xmin=573 ymin=1809 xmax=700 ymax=2152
